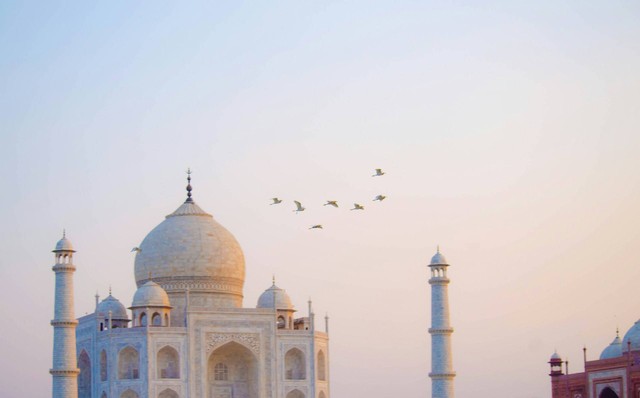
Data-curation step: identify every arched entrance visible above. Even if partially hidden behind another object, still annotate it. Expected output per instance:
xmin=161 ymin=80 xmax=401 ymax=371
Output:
xmin=600 ymin=387 xmax=619 ymax=398
xmin=78 ymin=350 xmax=91 ymax=398
xmin=208 ymin=341 xmax=258 ymax=398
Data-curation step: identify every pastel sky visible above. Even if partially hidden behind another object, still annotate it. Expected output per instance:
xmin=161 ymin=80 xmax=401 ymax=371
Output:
xmin=1 ymin=2 xmax=640 ymax=397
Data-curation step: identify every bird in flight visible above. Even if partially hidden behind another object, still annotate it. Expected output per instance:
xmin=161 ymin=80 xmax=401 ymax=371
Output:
xmin=372 ymin=168 xmax=385 ymax=177
xmin=323 ymin=200 xmax=339 ymax=208
xmin=270 ymin=198 xmax=283 ymax=205
xmin=309 ymin=225 xmax=323 ymax=230
xmin=373 ymin=195 xmax=386 ymax=201
xmin=293 ymin=201 xmax=306 ymax=213
xmin=351 ymin=203 xmax=365 ymax=210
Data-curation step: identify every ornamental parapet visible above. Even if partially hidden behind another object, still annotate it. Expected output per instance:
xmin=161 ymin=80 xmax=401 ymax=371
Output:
xmin=429 ymin=371 xmax=457 ymax=379
xmin=429 ymin=277 xmax=450 ymax=285
xmin=51 ymin=319 xmax=79 ymax=327
xmin=50 ymin=368 xmax=80 ymax=376
xmin=428 ymin=327 xmax=454 ymax=334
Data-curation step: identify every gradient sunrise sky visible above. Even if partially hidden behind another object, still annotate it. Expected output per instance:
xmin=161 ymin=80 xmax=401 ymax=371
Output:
xmin=1 ymin=2 xmax=640 ymax=397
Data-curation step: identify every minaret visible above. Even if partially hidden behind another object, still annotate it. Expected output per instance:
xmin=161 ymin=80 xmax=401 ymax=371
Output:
xmin=428 ymin=247 xmax=455 ymax=398
xmin=50 ymin=232 xmax=79 ymax=398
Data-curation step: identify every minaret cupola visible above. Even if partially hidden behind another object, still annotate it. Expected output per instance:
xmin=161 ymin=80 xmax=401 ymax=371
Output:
xmin=130 ymin=280 xmax=172 ymax=327
xmin=257 ymin=277 xmax=296 ymax=329
xmin=548 ymin=351 xmax=564 ymax=376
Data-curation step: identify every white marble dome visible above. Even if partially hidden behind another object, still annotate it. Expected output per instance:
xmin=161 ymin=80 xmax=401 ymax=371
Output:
xmin=430 ymin=249 xmax=448 ymax=265
xmin=257 ymin=283 xmax=294 ymax=310
xmin=96 ymin=294 xmax=129 ymax=320
xmin=600 ymin=332 xmax=623 ymax=359
xmin=133 ymin=199 xmax=245 ymax=304
xmin=131 ymin=281 xmax=171 ymax=308
xmin=54 ymin=235 xmax=74 ymax=252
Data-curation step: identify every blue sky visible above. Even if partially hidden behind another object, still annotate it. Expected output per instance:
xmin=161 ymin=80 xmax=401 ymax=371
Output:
xmin=1 ymin=2 xmax=640 ymax=397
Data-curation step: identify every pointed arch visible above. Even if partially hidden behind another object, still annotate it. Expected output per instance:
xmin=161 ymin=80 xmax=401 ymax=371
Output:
xmin=100 ymin=393 xmax=107 ymax=398
xmin=78 ymin=350 xmax=91 ymax=398
xmin=318 ymin=392 xmax=327 ymax=398
xmin=600 ymin=387 xmax=619 ymax=398
xmin=208 ymin=341 xmax=258 ymax=398
xmin=152 ymin=312 xmax=162 ymax=326
xmin=286 ymin=389 xmax=305 ymax=398
xmin=121 ymin=389 xmax=139 ymax=398
xmin=139 ymin=312 xmax=147 ymax=327
xmin=100 ymin=349 xmax=107 ymax=381
xmin=157 ymin=345 xmax=180 ymax=379
xmin=285 ymin=348 xmax=306 ymax=380
xmin=317 ymin=350 xmax=326 ymax=381
xmin=118 ymin=346 xmax=140 ymax=379
xmin=158 ymin=388 xmax=179 ymax=398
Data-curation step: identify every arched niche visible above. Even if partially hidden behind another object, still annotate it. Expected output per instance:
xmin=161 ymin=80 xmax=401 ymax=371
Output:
xmin=208 ymin=341 xmax=258 ymax=398
xmin=285 ymin=348 xmax=306 ymax=380
xmin=318 ymin=392 xmax=327 ymax=398
xmin=118 ymin=346 xmax=140 ymax=379
xmin=78 ymin=350 xmax=91 ymax=398
xmin=286 ymin=389 xmax=305 ymax=398
xmin=121 ymin=389 xmax=139 ymax=398
xmin=100 ymin=350 xmax=108 ymax=382
xmin=317 ymin=350 xmax=326 ymax=381
xmin=158 ymin=388 xmax=179 ymax=398
xmin=152 ymin=312 xmax=162 ymax=326
xmin=157 ymin=346 xmax=180 ymax=379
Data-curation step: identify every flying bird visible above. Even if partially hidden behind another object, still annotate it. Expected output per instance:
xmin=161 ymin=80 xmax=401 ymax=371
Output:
xmin=309 ymin=225 xmax=323 ymax=230
xmin=131 ymin=247 xmax=141 ymax=253
xmin=270 ymin=198 xmax=283 ymax=205
xmin=373 ymin=195 xmax=386 ymax=201
xmin=293 ymin=201 xmax=306 ymax=213
xmin=372 ymin=168 xmax=385 ymax=177
xmin=351 ymin=203 xmax=365 ymax=211
xmin=323 ymin=200 xmax=339 ymax=208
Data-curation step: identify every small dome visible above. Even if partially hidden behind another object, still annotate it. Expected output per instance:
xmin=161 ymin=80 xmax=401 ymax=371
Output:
xmin=600 ymin=332 xmax=623 ymax=360
xmin=54 ymin=236 xmax=75 ymax=252
xmin=430 ymin=249 xmax=448 ymax=265
xmin=257 ymin=283 xmax=294 ymax=311
xmin=96 ymin=295 xmax=128 ymax=320
xmin=131 ymin=281 xmax=171 ymax=308
xmin=550 ymin=351 xmax=561 ymax=361
xmin=622 ymin=320 xmax=640 ymax=351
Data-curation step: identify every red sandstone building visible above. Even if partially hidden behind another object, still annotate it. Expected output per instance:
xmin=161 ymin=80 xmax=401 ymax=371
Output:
xmin=550 ymin=322 xmax=640 ymax=398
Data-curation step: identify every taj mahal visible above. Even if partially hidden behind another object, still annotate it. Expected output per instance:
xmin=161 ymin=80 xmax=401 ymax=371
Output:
xmin=48 ymin=174 xmax=455 ymax=398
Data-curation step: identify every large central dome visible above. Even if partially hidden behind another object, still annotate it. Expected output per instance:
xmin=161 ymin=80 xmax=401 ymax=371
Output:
xmin=134 ymin=197 xmax=245 ymax=307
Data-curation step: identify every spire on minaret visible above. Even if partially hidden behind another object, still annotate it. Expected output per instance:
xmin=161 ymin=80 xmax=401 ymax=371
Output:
xmin=185 ymin=168 xmax=193 ymax=203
